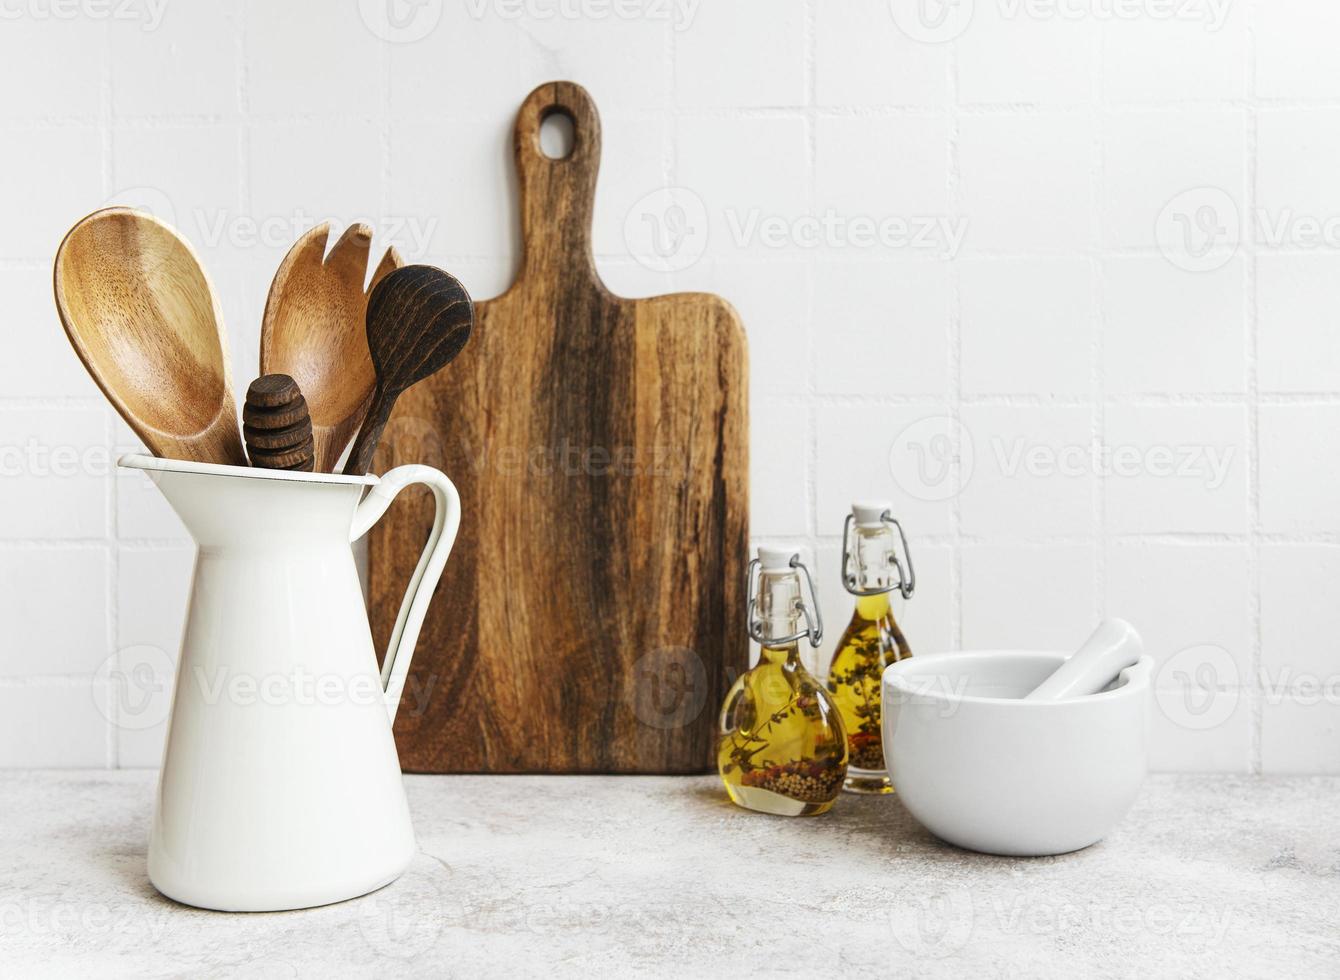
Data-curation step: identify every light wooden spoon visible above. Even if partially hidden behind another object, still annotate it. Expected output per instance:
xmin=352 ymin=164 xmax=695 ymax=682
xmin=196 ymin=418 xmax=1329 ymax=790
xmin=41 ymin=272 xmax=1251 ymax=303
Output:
xmin=261 ymin=222 xmax=402 ymax=472
xmin=54 ymin=207 xmax=246 ymax=465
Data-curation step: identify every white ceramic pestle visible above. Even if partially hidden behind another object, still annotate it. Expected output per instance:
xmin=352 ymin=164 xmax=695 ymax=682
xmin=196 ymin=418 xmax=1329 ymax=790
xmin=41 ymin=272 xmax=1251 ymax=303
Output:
xmin=1025 ymin=619 xmax=1144 ymax=701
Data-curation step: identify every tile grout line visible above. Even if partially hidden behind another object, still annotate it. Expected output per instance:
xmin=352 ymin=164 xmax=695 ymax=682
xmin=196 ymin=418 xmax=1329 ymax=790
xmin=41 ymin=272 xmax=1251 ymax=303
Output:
xmin=802 ymin=0 xmax=818 ymax=545
xmin=13 ymin=246 xmax=1340 ymax=267
xmin=15 ymin=92 xmax=1340 ymax=130
xmin=102 ymin=13 xmax=118 ymax=770
xmin=802 ymin=0 xmax=819 ymax=672
xmin=238 ymin=0 xmax=251 ymax=211
xmin=663 ymin=2 xmax=676 ymax=292
xmin=14 ymin=391 xmax=1340 ymax=409
xmin=947 ymin=24 xmax=963 ymax=652
xmin=380 ymin=22 xmax=391 ymax=263
xmin=1092 ymin=7 xmax=1106 ymax=628
xmin=1244 ymin=0 xmax=1263 ymax=776
xmin=7 ymin=529 xmax=1336 ymax=547
xmin=5 ymin=530 xmax=1338 ymax=548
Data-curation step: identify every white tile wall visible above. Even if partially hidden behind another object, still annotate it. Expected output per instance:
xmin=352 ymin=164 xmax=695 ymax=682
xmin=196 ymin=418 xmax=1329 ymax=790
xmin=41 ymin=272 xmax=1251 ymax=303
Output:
xmin=957 ymin=404 xmax=1094 ymax=537
xmin=956 ymin=2 xmax=1095 ymax=106
xmin=2 ymin=0 xmax=1338 ymax=773
xmin=960 ymin=545 xmax=1097 ymax=651
xmin=1101 ymin=110 xmax=1246 ymax=250
xmin=1102 ymin=256 xmax=1246 ymax=395
xmin=1257 ymin=254 xmax=1340 ymax=393
xmin=959 ymin=113 xmax=1094 ymax=251
xmin=1101 ymin=1 xmax=1246 ymax=102
xmin=1254 ymin=0 xmax=1340 ymax=99
xmin=959 ymin=256 xmax=1092 ymax=397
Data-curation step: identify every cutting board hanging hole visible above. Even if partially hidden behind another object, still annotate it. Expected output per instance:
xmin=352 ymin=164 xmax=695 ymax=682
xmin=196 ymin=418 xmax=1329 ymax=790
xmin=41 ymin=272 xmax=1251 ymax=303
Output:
xmin=540 ymin=109 xmax=575 ymax=159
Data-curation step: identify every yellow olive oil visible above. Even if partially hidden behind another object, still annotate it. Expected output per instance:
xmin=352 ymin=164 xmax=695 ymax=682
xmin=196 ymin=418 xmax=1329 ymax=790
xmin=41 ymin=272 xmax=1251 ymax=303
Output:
xmin=718 ymin=642 xmax=848 ymax=816
xmin=826 ymin=590 xmax=910 ymax=794
xmin=719 ymin=548 xmax=847 ymax=816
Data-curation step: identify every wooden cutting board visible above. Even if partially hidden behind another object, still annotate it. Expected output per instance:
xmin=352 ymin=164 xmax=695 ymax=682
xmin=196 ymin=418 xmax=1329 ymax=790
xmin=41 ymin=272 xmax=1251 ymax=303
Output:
xmin=368 ymin=81 xmax=749 ymax=773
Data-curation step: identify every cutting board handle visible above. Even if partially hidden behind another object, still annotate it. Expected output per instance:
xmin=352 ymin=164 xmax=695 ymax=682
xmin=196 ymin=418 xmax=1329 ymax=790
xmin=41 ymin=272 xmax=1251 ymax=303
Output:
xmin=514 ymin=81 xmax=602 ymax=288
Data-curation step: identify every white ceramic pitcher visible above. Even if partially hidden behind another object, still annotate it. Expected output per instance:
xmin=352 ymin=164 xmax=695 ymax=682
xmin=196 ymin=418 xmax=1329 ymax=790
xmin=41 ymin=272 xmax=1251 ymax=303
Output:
xmin=120 ymin=453 xmax=460 ymax=912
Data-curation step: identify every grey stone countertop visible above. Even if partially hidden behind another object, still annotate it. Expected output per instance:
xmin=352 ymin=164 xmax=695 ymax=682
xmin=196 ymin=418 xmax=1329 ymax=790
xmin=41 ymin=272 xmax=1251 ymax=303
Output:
xmin=0 ymin=771 xmax=1336 ymax=978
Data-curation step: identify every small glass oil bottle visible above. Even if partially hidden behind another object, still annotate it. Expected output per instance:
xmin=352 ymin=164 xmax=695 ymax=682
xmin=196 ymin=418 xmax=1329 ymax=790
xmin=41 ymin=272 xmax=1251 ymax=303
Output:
xmin=718 ymin=547 xmax=848 ymax=816
xmin=826 ymin=502 xmax=916 ymax=795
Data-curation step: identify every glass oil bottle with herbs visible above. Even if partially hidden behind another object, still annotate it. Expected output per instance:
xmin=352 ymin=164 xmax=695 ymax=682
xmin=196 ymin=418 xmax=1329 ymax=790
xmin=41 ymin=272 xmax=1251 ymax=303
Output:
xmin=718 ymin=548 xmax=848 ymax=816
xmin=826 ymin=502 xmax=916 ymax=795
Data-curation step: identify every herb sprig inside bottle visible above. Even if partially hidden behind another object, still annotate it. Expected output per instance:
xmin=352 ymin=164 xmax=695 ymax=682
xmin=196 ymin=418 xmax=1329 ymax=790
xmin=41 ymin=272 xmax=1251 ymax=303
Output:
xmin=826 ymin=501 xmax=915 ymax=795
xmin=717 ymin=548 xmax=848 ymax=816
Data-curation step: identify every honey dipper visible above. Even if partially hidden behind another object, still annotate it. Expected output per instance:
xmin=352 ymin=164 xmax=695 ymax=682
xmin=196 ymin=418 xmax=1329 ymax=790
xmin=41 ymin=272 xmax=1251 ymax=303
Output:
xmin=243 ymin=374 xmax=315 ymax=471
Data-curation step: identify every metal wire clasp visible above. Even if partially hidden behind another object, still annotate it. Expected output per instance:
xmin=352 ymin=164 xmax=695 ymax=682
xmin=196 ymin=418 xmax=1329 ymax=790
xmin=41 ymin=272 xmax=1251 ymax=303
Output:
xmin=745 ymin=554 xmax=824 ymax=648
xmin=841 ymin=511 xmax=916 ymax=599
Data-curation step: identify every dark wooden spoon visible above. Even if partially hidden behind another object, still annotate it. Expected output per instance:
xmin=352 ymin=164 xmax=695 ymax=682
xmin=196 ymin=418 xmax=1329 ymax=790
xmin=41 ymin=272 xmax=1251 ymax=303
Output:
xmin=342 ymin=265 xmax=474 ymax=475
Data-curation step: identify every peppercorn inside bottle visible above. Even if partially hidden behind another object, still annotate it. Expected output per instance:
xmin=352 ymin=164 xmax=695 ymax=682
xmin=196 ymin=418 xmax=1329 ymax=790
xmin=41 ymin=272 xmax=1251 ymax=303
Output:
xmin=718 ymin=548 xmax=848 ymax=816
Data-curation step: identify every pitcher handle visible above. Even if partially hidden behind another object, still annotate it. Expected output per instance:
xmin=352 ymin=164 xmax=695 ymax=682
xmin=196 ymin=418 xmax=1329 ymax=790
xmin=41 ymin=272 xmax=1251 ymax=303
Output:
xmin=350 ymin=464 xmax=461 ymax=724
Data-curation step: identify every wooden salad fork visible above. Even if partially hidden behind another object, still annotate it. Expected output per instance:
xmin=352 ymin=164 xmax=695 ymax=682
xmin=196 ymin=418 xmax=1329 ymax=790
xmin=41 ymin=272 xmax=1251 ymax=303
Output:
xmin=260 ymin=222 xmax=402 ymax=472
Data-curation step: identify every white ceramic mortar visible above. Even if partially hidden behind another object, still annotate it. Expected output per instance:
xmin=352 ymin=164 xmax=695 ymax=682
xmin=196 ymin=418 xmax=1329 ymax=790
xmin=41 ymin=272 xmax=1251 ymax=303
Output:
xmin=882 ymin=650 xmax=1152 ymax=857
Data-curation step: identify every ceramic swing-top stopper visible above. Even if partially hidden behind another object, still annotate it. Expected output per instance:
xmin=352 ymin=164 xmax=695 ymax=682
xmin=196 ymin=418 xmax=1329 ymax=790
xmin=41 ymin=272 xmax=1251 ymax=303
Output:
xmin=243 ymin=374 xmax=315 ymax=471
